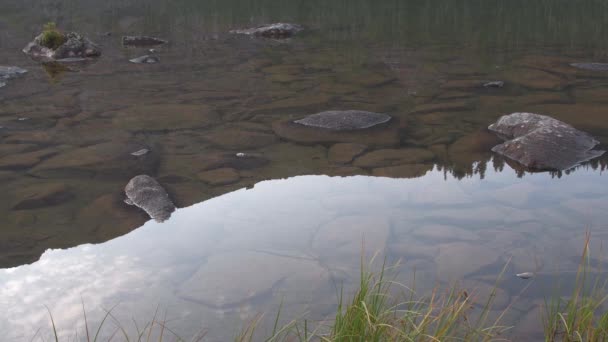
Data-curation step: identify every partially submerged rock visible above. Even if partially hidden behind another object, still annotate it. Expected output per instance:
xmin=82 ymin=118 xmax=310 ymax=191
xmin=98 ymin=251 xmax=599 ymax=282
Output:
xmin=294 ymin=110 xmax=391 ymax=130
xmin=488 ymin=112 xmax=605 ymax=170
xmin=124 ymin=175 xmax=175 ymax=222
xmin=570 ymin=63 xmax=608 ymax=72
xmin=122 ymin=36 xmax=168 ymax=46
xmin=0 ymin=66 xmax=27 ymax=81
xmin=483 ymin=81 xmax=505 ymax=88
xmin=23 ymin=31 xmax=101 ymax=62
xmin=129 ymin=55 xmax=159 ymax=64
xmin=273 ymin=111 xmax=399 ymax=147
xmin=0 ymin=66 xmax=27 ymax=88
xmin=230 ymin=23 xmax=303 ymax=39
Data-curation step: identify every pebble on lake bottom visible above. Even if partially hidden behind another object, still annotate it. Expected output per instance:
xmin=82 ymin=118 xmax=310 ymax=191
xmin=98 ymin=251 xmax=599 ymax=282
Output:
xmin=516 ymin=272 xmax=535 ymax=279
xmin=131 ymin=149 xmax=149 ymax=156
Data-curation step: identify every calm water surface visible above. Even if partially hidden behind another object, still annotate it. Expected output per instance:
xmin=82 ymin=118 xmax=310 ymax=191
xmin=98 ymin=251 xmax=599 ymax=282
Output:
xmin=1 ymin=0 xmax=608 ymax=340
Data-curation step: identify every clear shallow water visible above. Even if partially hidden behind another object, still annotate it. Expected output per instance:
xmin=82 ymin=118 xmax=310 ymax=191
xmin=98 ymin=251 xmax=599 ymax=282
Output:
xmin=2 ymin=167 xmax=608 ymax=340
xmin=1 ymin=0 xmax=608 ymax=340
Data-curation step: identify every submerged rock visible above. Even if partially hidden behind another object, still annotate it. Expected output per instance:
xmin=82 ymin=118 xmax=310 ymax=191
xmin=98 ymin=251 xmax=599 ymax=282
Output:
xmin=122 ymin=36 xmax=168 ymax=46
xmin=177 ymin=251 xmax=328 ymax=309
xmin=124 ymin=175 xmax=175 ymax=222
xmin=488 ymin=112 xmax=605 ymax=170
xmin=294 ymin=110 xmax=391 ymax=130
xmin=12 ymin=183 xmax=73 ymax=210
xmin=30 ymin=140 xmax=157 ymax=178
xmin=354 ymin=148 xmax=435 ymax=168
xmin=23 ymin=32 xmax=101 ymax=62
xmin=570 ymin=63 xmax=608 ymax=72
xmin=129 ymin=55 xmax=159 ymax=64
xmin=230 ymin=23 xmax=303 ymax=38
xmin=328 ymin=143 xmax=368 ymax=164
xmin=197 ymin=167 xmax=240 ymax=185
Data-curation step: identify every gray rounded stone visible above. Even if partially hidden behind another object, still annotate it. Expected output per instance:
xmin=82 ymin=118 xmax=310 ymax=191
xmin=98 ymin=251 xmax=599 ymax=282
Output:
xmin=294 ymin=110 xmax=391 ymax=131
xmin=124 ymin=175 xmax=175 ymax=222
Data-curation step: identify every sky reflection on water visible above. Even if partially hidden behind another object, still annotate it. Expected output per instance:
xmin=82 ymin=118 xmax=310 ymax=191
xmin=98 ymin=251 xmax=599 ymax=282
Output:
xmin=1 ymin=163 xmax=607 ymax=340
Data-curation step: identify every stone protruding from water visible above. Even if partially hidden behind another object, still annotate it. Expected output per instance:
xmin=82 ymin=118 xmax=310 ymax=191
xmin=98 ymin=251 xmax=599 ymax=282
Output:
xmin=129 ymin=55 xmax=160 ymax=64
xmin=294 ymin=110 xmax=391 ymax=130
xmin=488 ymin=112 xmax=605 ymax=171
xmin=124 ymin=175 xmax=175 ymax=222
xmin=483 ymin=81 xmax=505 ymax=88
xmin=23 ymin=32 xmax=101 ymax=62
xmin=122 ymin=36 xmax=168 ymax=46
xmin=570 ymin=63 xmax=608 ymax=72
xmin=0 ymin=66 xmax=27 ymax=88
xmin=230 ymin=23 xmax=303 ymax=38
xmin=272 ymin=110 xmax=398 ymax=146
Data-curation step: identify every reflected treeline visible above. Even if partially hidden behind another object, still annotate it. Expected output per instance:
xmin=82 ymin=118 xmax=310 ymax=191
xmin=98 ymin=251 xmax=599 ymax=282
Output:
xmin=437 ymin=155 xmax=608 ymax=180
xmin=12 ymin=0 xmax=608 ymax=52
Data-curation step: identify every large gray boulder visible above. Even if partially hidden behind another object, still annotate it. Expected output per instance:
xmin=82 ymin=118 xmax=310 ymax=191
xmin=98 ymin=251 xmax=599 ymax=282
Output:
xmin=23 ymin=32 xmax=101 ymax=62
xmin=488 ymin=112 xmax=605 ymax=171
xmin=124 ymin=175 xmax=175 ymax=222
xmin=230 ymin=23 xmax=303 ymax=38
xmin=294 ymin=110 xmax=391 ymax=130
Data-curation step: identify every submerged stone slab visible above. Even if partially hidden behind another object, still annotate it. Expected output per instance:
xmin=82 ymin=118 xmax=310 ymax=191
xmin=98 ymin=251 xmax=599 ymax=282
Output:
xmin=124 ymin=175 xmax=175 ymax=222
xmin=23 ymin=32 xmax=101 ymax=62
xmin=12 ymin=183 xmax=73 ymax=210
xmin=122 ymin=36 xmax=168 ymax=46
xmin=353 ymin=148 xmax=435 ymax=168
xmin=488 ymin=112 xmax=605 ymax=171
xmin=328 ymin=143 xmax=368 ymax=164
xmin=230 ymin=23 xmax=303 ymax=38
xmin=294 ymin=110 xmax=391 ymax=130
xmin=570 ymin=63 xmax=608 ymax=72
xmin=30 ymin=140 xmax=157 ymax=178
xmin=177 ymin=251 xmax=328 ymax=309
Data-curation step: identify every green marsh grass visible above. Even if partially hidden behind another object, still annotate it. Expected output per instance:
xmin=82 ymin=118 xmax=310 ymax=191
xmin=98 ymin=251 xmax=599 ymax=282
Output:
xmin=40 ymin=22 xmax=66 ymax=50
xmin=542 ymin=233 xmax=608 ymax=342
xmin=237 ymin=254 xmax=512 ymax=341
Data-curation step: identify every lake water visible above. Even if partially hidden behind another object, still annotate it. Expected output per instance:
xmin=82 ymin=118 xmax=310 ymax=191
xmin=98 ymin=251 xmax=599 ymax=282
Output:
xmin=1 ymin=0 xmax=608 ymax=340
